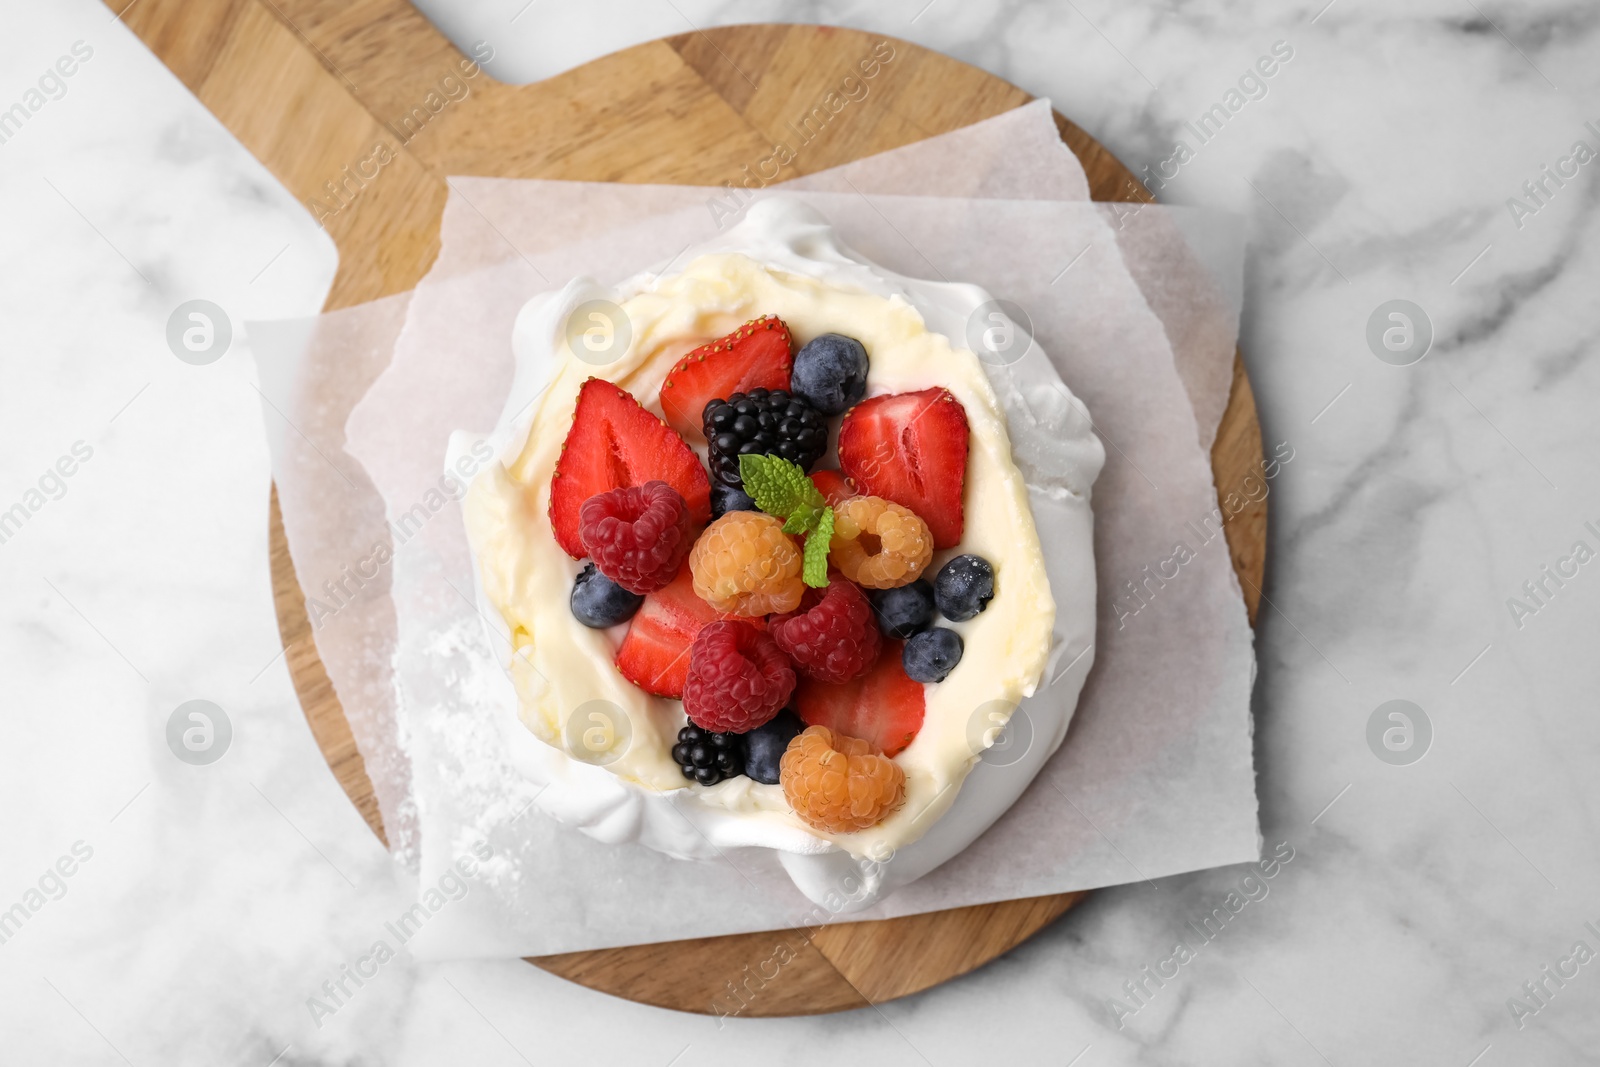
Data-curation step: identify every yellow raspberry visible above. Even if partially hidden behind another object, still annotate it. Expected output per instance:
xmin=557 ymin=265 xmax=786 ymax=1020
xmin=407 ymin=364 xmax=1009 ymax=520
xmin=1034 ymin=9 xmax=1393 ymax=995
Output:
xmin=828 ymin=496 xmax=933 ymax=589
xmin=780 ymin=725 xmax=906 ymax=833
xmin=689 ymin=511 xmax=805 ymax=616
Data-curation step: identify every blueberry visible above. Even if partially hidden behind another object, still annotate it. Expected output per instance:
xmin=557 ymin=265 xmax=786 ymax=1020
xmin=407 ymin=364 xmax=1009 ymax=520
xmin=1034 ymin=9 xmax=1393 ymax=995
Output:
xmin=904 ymin=628 xmax=963 ymax=683
xmin=869 ymin=580 xmax=935 ymax=639
xmin=744 ymin=709 xmax=804 ymax=784
xmin=570 ymin=562 xmax=644 ymax=628
xmin=934 ymin=554 xmax=994 ymax=622
xmin=711 ymin=482 xmax=758 ymax=519
xmin=791 ymin=333 xmax=869 ymax=415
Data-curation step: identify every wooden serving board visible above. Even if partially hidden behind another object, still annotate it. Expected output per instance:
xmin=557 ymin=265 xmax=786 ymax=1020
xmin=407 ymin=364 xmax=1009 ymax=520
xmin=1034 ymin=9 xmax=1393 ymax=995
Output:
xmin=122 ymin=2 xmax=1266 ymax=1015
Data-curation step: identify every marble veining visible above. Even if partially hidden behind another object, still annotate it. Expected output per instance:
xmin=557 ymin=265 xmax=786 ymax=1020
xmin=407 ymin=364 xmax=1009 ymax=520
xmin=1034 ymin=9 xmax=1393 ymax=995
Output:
xmin=4 ymin=0 xmax=1599 ymax=1063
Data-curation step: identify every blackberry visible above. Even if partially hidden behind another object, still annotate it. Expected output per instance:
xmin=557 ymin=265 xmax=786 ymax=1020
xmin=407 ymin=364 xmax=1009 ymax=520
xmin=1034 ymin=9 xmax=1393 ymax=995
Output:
xmin=672 ymin=723 xmax=746 ymax=785
xmin=702 ymin=388 xmax=828 ymax=489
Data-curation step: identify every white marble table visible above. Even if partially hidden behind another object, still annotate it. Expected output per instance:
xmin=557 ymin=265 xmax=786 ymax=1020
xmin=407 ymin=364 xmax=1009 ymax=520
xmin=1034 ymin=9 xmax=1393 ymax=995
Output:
xmin=3 ymin=0 xmax=1598 ymax=1063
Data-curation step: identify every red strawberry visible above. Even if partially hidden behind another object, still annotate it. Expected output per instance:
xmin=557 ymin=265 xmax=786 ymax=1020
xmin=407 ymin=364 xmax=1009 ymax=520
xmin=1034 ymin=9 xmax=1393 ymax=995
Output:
xmin=615 ymin=565 xmax=764 ymax=698
xmin=809 ymin=469 xmax=856 ymax=508
xmin=792 ymin=641 xmax=925 ymax=757
xmin=657 ymin=315 xmax=794 ymax=441
xmin=550 ymin=378 xmax=711 ymax=558
xmin=837 ymin=388 xmax=970 ymax=549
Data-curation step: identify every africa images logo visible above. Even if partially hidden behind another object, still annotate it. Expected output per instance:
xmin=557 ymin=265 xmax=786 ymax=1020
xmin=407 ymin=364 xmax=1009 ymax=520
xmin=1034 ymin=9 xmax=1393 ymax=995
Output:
xmin=305 ymin=438 xmax=495 ymax=630
xmin=0 ymin=40 xmax=94 ymax=149
xmin=1506 ymin=915 xmax=1600 ymax=1030
xmin=1106 ymin=842 xmax=1297 ymax=1030
xmin=1137 ymin=41 xmax=1295 ymax=195
xmin=1504 ymin=519 xmax=1600 ymax=631
xmin=1504 ymin=119 xmax=1600 ymax=231
xmin=305 ymin=42 xmax=495 ymax=226
xmin=305 ymin=842 xmax=493 ymax=1028
xmin=0 ymin=841 xmax=94 ymax=948
xmin=705 ymin=40 xmax=897 ymax=227
xmin=0 ymin=440 xmax=93 ymax=547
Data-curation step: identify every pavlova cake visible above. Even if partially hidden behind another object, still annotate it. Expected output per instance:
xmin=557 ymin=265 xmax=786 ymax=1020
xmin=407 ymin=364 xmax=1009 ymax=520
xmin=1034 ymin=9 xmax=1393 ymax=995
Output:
xmin=457 ymin=198 xmax=1104 ymax=911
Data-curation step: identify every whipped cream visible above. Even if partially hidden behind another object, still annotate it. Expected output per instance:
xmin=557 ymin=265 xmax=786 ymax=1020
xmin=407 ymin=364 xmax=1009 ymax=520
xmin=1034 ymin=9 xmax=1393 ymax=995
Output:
xmin=455 ymin=198 xmax=1104 ymax=909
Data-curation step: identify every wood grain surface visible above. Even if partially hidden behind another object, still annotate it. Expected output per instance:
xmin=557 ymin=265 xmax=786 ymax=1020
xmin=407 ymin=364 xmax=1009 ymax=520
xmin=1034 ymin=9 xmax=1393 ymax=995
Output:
xmin=121 ymin=2 xmax=1265 ymax=1016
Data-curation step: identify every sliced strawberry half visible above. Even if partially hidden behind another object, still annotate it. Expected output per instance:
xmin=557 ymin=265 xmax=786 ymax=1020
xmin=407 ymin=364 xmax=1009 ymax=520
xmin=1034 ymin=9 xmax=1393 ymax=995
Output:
xmin=837 ymin=388 xmax=970 ymax=549
xmin=615 ymin=564 xmax=764 ymax=698
xmin=550 ymin=378 xmax=711 ymax=558
xmin=793 ymin=641 xmax=925 ymax=757
xmin=809 ymin=468 xmax=857 ymax=508
xmin=657 ymin=315 xmax=794 ymax=441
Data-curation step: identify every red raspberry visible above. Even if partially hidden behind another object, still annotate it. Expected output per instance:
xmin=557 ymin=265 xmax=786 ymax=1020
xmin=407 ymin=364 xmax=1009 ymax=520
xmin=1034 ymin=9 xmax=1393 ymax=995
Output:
xmin=768 ymin=577 xmax=882 ymax=684
xmin=683 ymin=621 xmax=796 ymax=734
xmin=579 ymin=481 xmax=692 ymax=594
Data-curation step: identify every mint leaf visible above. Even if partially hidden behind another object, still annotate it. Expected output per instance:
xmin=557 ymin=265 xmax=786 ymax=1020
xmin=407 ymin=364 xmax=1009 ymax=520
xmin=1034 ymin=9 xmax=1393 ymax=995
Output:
xmin=782 ymin=507 xmax=815 ymax=536
xmin=739 ymin=453 xmax=830 ymax=586
xmin=739 ymin=453 xmax=804 ymax=517
xmin=739 ymin=454 xmax=825 ymax=523
xmin=802 ymin=507 xmax=834 ymax=588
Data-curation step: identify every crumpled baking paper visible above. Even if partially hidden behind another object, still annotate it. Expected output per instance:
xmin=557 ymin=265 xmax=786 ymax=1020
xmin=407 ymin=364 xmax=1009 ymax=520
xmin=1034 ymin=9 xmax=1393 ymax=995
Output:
xmin=252 ymin=100 xmax=1259 ymax=956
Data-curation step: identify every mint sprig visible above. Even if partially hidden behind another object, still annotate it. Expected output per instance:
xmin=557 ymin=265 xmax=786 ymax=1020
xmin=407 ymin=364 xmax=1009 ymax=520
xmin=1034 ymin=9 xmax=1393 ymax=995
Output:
xmin=803 ymin=507 xmax=834 ymax=588
xmin=738 ymin=454 xmax=834 ymax=589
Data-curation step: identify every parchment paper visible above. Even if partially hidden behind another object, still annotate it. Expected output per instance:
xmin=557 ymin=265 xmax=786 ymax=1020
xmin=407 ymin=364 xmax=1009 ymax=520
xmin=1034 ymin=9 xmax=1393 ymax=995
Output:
xmin=251 ymin=101 xmax=1259 ymax=959
xmin=338 ymin=193 xmax=1256 ymax=958
xmin=251 ymin=294 xmax=420 ymax=863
